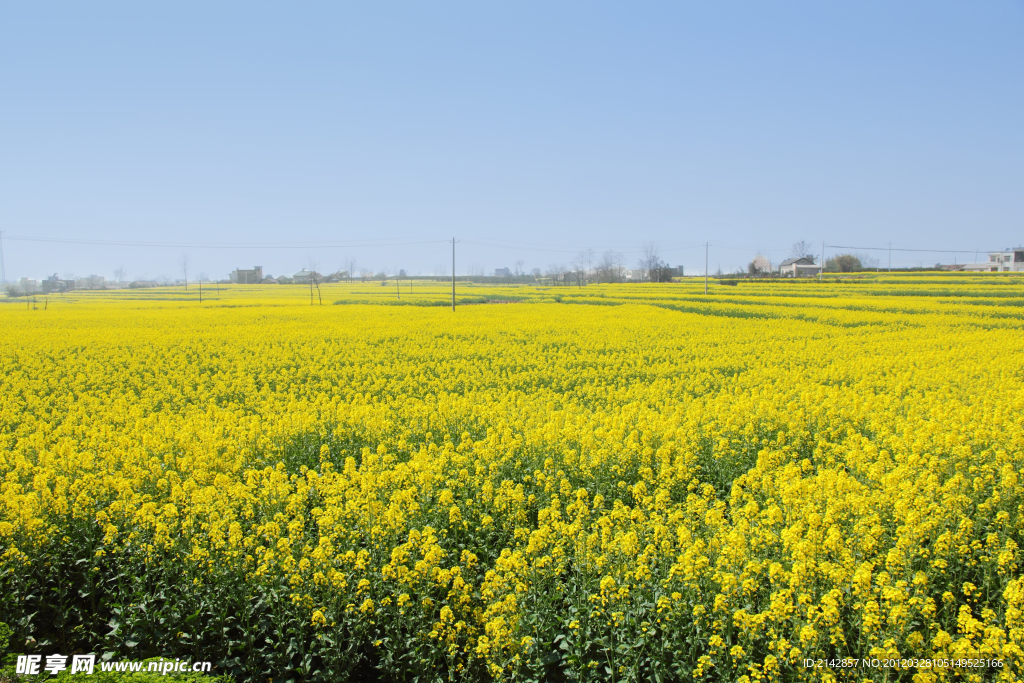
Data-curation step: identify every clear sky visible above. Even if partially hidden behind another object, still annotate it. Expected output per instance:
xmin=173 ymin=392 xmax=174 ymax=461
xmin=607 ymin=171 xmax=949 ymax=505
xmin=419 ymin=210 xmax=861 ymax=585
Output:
xmin=2 ymin=1 xmax=1022 ymax=281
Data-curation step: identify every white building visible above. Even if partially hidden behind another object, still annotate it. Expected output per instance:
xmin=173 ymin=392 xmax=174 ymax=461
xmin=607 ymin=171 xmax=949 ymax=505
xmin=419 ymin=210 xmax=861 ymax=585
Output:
xmin=963 ymin=249 xmax=1024 ymax=273
xmin=778 ymin=257 xmax=821 ymax=277
xmin=230 ymin=266 xmax=263 ymax=284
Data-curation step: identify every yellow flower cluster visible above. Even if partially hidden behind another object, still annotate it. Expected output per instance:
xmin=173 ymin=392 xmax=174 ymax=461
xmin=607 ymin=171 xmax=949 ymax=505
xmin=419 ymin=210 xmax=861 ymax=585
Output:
xmin=1 ymin=274 xmax=1022 ymax=681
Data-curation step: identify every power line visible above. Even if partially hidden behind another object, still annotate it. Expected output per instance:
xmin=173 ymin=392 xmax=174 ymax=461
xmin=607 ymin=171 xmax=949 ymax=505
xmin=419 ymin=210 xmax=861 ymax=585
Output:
xmin=827 ymin=244 xmax=992 ymax=254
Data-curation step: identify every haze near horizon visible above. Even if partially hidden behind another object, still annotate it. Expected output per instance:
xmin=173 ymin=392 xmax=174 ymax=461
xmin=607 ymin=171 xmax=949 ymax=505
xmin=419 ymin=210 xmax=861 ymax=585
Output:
xmin=1 ymin=1 xmax=1022 ymax=281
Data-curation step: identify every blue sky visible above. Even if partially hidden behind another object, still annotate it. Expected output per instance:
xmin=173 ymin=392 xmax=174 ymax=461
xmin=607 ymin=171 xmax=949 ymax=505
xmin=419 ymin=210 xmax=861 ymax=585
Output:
xmin=2 ymin=1 xmax=1022 ymax=280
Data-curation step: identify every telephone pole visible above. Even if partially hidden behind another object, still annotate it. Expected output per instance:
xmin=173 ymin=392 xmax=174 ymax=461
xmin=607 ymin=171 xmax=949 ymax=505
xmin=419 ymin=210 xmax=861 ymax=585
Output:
xmin=704 ymin=242 xmax=708 ymax=295
xmin=888 ymin=242 xmax=892 ymax=272
xmin=0 ymin=230 xmax=6 ymax=286
xmin=451 ymin=238 xmax=456 ymax=311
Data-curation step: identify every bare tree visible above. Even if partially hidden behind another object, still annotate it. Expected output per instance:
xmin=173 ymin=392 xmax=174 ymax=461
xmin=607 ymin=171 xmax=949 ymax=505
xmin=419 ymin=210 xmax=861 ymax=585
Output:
xmin=309 ymin=259 xmax=323 ymax=305
xmin=338 ymin=257 xmax=357 ymax=282
xmin=180 ymin=254 xmax=190 ymax=290
xmin=574 ymin=250 xmax=591 ymax=285
xmin=585 ymin=248 xmax=595 ymax=283
xmin=640 ymin=242 xmax=661 ymax=282
xmin=113 ymin=266 xmax=127 ymax=284
xmin=597 ymin=250 xmax=624 ymax=283
xmin=514 ymin=260 xmax=525 ymax=278
xmin=570 ymin=255 xmax=584 ymax=288
xmin=791 ymin=241 xmax=816 ymax=263
xmin=546 ymin=263 xmax=567 ymax=285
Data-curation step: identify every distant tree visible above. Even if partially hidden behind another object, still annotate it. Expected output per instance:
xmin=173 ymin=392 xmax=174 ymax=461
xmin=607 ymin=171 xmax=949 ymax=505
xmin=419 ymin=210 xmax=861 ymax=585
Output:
xmin=791 ymin=241 xmax=817 ymax=263
xmin=180 ymin=254 xmax=189 ymax=290
xmin=581 ymin=249 xmax=595 ymax=282
xmin=113 ymin=266 xmax=127 ymax=283
xmin=340 ymin=258 xmax=358 ymax=283
xmin=570 ymin=255 xmax=585 ymax=287
xmin=309 ymin=259 xmax=323 ymax=305
xmin=546 ymin=263 xmax=568 ymax=285
xmin=639 ymin=242 xmax=661 ymax=282
xmin=826 ymin=254 xmax=863 ymax=272
xmin=858 ymin=252 xmax=880 ymax=270
xmin=747 ymin=254 xmax=771 ymax=276
xmin=597 ymin=251 xmax=625 ymax=283
xmin=649 ymin=264 xmax=675 ymax=282
xmin=514 ymin=260 xmax=525 ymax=278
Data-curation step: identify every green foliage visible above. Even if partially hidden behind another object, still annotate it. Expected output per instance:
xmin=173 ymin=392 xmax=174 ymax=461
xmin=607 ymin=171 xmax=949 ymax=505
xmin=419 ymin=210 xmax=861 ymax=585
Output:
xmin=825 ymin=253 xmax=863 ymax=272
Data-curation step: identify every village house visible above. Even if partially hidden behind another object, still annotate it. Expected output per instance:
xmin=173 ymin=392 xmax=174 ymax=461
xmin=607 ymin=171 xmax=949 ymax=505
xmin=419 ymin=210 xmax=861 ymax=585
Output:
xmin=778 ymin=257 xmax=821 ymax=277
xmin=963 ymin=249 xmax=1024 ymax=273
xmin=292 ymin=269 xmax=322 ymax=284
xmin=41 ymin=274 xmax=75 ymax=293
xmin=229 ymin=266 xmax=263 ymax=284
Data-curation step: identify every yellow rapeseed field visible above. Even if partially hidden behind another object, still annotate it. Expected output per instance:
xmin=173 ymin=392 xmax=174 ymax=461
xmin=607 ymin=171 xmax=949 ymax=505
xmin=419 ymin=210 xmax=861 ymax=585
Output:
xmin=1 ymin=274 xmax=1022 ymax=682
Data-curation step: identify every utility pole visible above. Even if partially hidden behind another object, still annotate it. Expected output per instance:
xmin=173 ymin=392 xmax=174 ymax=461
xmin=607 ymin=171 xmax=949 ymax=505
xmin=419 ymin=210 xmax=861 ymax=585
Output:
xmin=396 ymin=274 xmax=400 ymax=300
xmin=0 ymin=230 xmax=6 ymax=286
xmin=452 ymin=238 xmax=456 ymax=311
xmin=888 ymin=242 xmax=892 ymax=272
xmin=704 ymin=242 xmax=708 ymax=295
xmin=820 ymin=241 xmax=825 ymax=281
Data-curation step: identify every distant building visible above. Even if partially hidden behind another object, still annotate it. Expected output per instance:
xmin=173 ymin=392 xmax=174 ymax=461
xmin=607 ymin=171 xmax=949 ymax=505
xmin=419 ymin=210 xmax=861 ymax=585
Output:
xmin=494 ymin=267 xmax=511 ymax=277
xmin=14 ymin=278 xmax=40 ymax=294
xmin=41 ymin=273 xmax=75 ymax=294
xmin=778 ymin=257 xmax=821 ymax=277
xmin=76 ymin=275 xmax=105 ymax=290
xmin=230 ymin=266 xmax=263 ymax=284
xmin=293 ymin=269 xmax=321 ymax=284
xmin=963 ymin=249 xmax=1024 ymax=273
